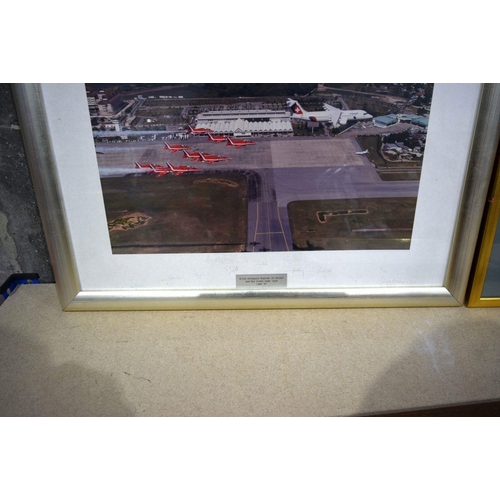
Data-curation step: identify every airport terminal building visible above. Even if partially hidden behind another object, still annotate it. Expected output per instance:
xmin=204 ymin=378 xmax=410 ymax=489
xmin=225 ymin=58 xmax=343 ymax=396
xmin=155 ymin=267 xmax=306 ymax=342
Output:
xmin=195 ymin=110 xmax=293 ymax=137
xmin=374 ymin=113 xmax=429 ymax=128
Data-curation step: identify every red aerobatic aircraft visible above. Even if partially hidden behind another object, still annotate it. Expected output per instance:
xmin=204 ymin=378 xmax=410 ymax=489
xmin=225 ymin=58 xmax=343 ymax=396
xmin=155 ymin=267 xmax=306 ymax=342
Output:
xmin=163 ymin=162 xmax=201 ymax=176
xmin=226 ymin=136 xmax=256 ymax=149
xmin=207 ymin=133 xmax=227 ymax=144
xmin=181 ymin=149 xmax=202 ymax=161
xmin=188 ymin=125 xmax=214 ymax=135
xmin=163 ymin=142 xmax=191 ymax=153
xmin=198 ymin=152 xmax=230 ymax=164
xmin=135 ymin=161 xmax=200 ymax=176
xmin=135 ymin=162 xmax=162 ymax=173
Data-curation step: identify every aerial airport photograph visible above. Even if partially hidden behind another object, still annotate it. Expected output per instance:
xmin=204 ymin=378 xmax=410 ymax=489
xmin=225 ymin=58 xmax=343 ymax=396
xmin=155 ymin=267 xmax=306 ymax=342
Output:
xmin=85 ymin=83 xmax=434 ymax=254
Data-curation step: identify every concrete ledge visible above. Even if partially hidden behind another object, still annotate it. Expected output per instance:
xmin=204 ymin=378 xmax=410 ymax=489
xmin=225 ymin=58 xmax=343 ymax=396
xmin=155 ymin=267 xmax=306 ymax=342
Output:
xmin=1 ymin=284 xmax=500 ymax=416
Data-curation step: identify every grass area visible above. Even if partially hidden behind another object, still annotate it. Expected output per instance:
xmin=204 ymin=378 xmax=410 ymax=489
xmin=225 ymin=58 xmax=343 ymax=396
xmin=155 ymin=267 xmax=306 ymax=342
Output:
xmin=288 ymin=197 xmax=417 ymax=251
xmin=101 ymin=172 xmax=248 ymax=254
xmin=378 ymin=171 xmax=421 ymax=181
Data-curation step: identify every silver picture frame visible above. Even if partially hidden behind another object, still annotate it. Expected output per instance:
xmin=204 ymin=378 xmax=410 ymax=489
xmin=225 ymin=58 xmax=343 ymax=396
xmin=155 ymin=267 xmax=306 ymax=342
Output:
xmin=12 ymin=83 xmax=500 ymax=310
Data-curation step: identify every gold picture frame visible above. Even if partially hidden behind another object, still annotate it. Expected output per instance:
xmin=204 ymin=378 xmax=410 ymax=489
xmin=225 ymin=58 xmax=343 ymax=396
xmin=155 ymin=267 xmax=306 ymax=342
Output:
xmin=12 ymin=83 xmax=500 ymax=311
xmin=466 ymin=142 xmax=500 ymax=307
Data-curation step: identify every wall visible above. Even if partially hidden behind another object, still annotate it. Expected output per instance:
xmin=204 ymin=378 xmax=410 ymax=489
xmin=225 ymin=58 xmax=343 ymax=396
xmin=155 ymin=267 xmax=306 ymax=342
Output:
xmin=0 ymin=84 xmax=54 ymax=285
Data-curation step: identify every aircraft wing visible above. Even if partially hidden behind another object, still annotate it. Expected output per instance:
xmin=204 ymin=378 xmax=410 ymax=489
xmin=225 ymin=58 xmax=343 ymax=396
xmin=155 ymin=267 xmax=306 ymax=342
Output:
xmin=323 ymin=103 xmax=342 ymax=125
xmin=323 ymin=103 xmax=339 ymax=112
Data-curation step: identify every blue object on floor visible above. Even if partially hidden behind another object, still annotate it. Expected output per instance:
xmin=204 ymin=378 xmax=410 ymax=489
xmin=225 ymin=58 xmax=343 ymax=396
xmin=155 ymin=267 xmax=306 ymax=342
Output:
xmin=0 ymin=274 xmax=40 ymax=304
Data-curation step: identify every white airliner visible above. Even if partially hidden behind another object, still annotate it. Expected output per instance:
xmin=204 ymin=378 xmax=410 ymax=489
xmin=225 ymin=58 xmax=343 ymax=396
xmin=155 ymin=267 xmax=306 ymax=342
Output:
xmin=354 ymin=149 xmax=369 ymax=155
xmin=286 ymin=98 xmax=373 ymax=126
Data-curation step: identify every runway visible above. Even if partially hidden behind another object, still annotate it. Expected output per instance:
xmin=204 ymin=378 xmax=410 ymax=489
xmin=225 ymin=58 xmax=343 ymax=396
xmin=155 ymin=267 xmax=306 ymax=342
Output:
xmin=244 ymin=165 xmax=419 ymax=252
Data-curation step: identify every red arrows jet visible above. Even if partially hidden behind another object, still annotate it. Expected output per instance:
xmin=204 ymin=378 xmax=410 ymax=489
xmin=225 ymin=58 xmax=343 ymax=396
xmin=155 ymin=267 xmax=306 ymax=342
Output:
xmin=198 ymin=152 xmax=230 ymax=164
xmin=226 ymin=136 xmax=256 ymax=149
xmin=135 ymin=162 xmax=201 ymax=177
xmin=181 ymin=149 xmax=202 ymax=161
xmin=207 ymin=133 xmax=227 ymax=144
xmin=135 ymin=161 xmax=162 ymax=173
xmin=163 ymin=161 xmax=201 ymax=176
xmin=135 ymin=161 xmax=200 ymax=176
xmin=163 ymin=142 xmax=192 ymax=153
xmin=188 ymin=125 xmax=213 ymax=135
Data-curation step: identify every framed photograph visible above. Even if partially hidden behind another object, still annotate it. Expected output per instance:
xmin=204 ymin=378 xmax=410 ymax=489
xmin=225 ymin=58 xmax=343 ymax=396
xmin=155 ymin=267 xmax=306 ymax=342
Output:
xmin=466 ymin=144 xmax=500 ymax=307
xmin=12 ymin=83 xmax=500 ymax=310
